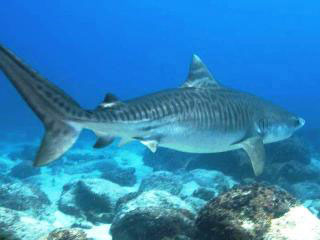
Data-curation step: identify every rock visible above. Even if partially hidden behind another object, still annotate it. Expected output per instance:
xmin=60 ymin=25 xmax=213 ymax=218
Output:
xmin=9 ymin=161 xmax=40 ymax=179
xmin=102 ymin=167 xmax=136 ymax=187
xmin=63 ymin=157 xmax=118 ymax=175
xmin=143 ymin=148 xmax=193 ymax=171
xmin=184 ymin=169 xmax=237 ymax=193
xmin=276 ymin=161 xmax=318 ymax=183
xmin=0 ymin=181 xmax=51 ymax=216
xmin=0 ymin=173 xmax=14 ymax=184
xmin=139 ymin=171 xmax=183 ymax=195
xmin=195 ymin=184 xmax=298 ymax=240
xmin=58 ymin=178 xmax=129 ymax=223
xmin=183 ymin=196 xmax=207 ymax=212
xmin=0 ymin=207 xmax=52 ymax=240
xmin=64 ymin=152 xmax=106 ymax=166
xmin=259 ymin=136 xmax=314 ymax=185
xmin=266 ymin=136 xmax=311 ymax=164
xmin=41 ymin=228 xmax=88 ymax=240
xmin=299 ymin=128 xmax=320 ymax=150
xmin=179 ymin=181 xmax=202 ymax=198
xmin=7 ymin=144 xmax=36 ymax=162
xmin=264 ymin=206 xmax=320 ymax=240
xmin=143 ymin=148 xmax=253 ymax=179
xmin=111 ymin=190 xmax=196 ymax=240
xmin=192 ymin=187 xmax=216 ymax=201
xmin=290 ymin=182 xmax=320 ymax=201
xmin=115 ymin=192 xmax=141 ymax=212
xmin=304 ymin=199 xmax=320 ymax=218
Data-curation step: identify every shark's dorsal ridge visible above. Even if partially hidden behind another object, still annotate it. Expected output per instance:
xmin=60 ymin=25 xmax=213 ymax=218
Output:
xmin=182 ymin=54 xmax=221 ymax=89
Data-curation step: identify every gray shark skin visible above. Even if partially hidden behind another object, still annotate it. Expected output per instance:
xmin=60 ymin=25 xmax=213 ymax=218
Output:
xmin=0 ymin=45 xmax=305 ymax=175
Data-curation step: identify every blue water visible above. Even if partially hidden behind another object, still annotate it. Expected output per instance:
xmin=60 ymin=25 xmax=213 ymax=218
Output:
xmin=0 ymin=0 xmax=319 ymax=135
xmin=1 ymin=2 xmax=320 ymax=239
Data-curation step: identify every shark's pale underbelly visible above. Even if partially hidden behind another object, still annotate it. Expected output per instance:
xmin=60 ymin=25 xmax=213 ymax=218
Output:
xmin=157 ymin=125 xmax=246 ymax=153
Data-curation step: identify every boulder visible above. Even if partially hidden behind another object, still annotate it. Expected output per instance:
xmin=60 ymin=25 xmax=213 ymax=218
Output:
xmin=271 ymin=160 xmax=318 ymax=183
xmin=195 ymin=184 xmax=298 ymax=240
xmin=304 ymin=199 xmax=320 ymax=218
xmin=102 ymin=167 xmax=137 ymax=187
xmin=111 ymin=190 xmax=196 ymax=240
xmin=143 ymin=148 xmax=194 ymax=171
xmin=139 ymin=171 xmax=183 ymax=195
xmin=192 ymin=187 xmax=216 ymax=201
xmin=290 ymin=182 xmax=320 ymax=201
xmin=0 ymin=181 xmax=51 ymax=216
xmin=266 ymin=136 xmax=311 ymax=164
xmin=9 ymin=161 xmax=40 ymax=179
xmin=264 ymin=205 xmax=320 ymax=240
xmin=183 ymin=169 xmax=237 ymax=193
xmin=183 ymin=196 xmax=207 ymax=212
xmin=0 ymin=207 xmax=52 ymax=240
xmin=58 ymin=178 xmax=129 ymax=223
xmin=7 ymin=144 xmax=36 ymax=162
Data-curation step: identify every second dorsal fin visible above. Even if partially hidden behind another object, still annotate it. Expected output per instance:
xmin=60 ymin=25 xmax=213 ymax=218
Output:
xmin=181 ymin=54 xmax=221 ymax=89
xmin=98 ymin=93 xmax=121 ymax=109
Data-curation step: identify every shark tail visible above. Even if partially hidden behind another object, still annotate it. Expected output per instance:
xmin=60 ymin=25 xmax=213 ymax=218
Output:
xmin=0 ymin=44 xmax=84 ymax=167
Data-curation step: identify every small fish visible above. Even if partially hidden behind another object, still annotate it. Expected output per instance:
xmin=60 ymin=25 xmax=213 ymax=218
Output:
xmin=0 ymin=45 xmax=305 ymax=175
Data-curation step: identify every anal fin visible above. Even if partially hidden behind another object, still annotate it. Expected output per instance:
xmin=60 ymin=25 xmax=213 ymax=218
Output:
xmin=141 ymin=140 xmax=158 ymax=153
xmin=241 ymin=136 xmax=266 ymax=176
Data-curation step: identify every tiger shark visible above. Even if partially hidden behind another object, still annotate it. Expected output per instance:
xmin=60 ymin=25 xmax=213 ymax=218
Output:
xmin=0 ymin=45 xmax=305 ymax=176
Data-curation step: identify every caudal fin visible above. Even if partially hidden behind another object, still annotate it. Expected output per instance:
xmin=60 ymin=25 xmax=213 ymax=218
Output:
xmin=0 ymin=44 xmax=84 ymax=166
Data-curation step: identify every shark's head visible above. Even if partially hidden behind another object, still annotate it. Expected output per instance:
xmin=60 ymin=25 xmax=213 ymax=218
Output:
xmin=256 ymin=106 xmax=305 ymax=144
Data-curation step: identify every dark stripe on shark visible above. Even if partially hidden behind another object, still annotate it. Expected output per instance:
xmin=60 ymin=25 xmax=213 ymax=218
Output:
xmin=0 ymin=46 xmax=80 ymax=108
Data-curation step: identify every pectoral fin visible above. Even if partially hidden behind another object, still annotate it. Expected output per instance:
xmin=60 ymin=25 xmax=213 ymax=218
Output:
xmin=242 ymin=137 xmax=266 ymax=176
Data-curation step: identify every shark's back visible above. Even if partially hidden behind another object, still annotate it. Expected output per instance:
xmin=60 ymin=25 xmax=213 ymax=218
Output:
xmin=116 ymin=87 xmax=261 ymax=133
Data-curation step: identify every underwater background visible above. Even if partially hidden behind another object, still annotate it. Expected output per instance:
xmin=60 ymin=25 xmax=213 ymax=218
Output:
xmin=0 ymin=1 xmax=320 ymax=240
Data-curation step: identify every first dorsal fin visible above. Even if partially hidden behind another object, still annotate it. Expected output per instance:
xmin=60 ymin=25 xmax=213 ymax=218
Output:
xmin=181 ymin=54 xmax=221 ymax=89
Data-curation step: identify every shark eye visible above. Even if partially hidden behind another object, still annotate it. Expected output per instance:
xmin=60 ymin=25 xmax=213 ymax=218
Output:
xmin=293 ymin=119 xmax=300 ymax=127
xmin=293 ymin=117 xmax=305 ymax=128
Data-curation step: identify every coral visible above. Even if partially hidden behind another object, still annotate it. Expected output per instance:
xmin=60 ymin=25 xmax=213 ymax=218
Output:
xmin=195 ymin=184 xmax=298 ymax=240
xmin=42 ymin=228 xmax=88 ymax=240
